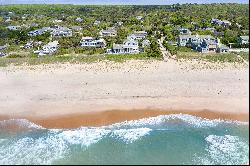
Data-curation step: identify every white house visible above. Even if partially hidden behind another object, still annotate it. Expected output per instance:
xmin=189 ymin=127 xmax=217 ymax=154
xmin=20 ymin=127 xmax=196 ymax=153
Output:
xmin=177 ymin=28 xmax=192 ymax=35
xmin=51 ymin=27 xmax=72 ymax=37
xmin=7 ymin=26 xmax=21 ymax=31
xmin=75 ymin=17 xmax=83 ymax=23
xmin=71 ymin=26 xmax=82 ymax=31
xmin=127 ymin=31 xmax=147 ymax=40
xmin=237 ymin=36 xmax=249 ymax=45
xmin=53 ymin=19 xmax=63 ymax=23
xmin=107 ymin=39 xmax=139 ymax=54
xmin=34 ymin=41 xmax=59 ymax=56
xmin=80 ymin=37 xmax=106 ymax=48
xmin=99 ymin=28 xmax=117 ymax=37
xmin=93 ymin=20 xmax=101 ymax=25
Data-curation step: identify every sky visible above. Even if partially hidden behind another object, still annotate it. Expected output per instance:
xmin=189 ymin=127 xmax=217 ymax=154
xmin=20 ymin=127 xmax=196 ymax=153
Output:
xmin=0 ymin=0 xmax=249 ymax=5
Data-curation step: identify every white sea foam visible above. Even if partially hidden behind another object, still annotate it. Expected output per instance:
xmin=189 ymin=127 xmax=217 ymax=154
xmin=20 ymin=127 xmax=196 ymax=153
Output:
xmin=194 ymin=134 xmax=249 ymax=165
xmin=108 ymin=114 xmax=248 ymax=129
xmin=58 ymin=127 xmax=110 ymax=147
xmin=0 ymin=134 xmax=67 ymax=165
xmin=0 ymin=115 xmax=248 ymax=164
xmin=0 ymin=119 xmax=45 ymax=130
xmin=111 ymin=128 xmax=152 ymax=143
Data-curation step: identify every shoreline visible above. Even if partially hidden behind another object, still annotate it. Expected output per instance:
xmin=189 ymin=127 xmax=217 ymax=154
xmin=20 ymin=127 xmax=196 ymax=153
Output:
xmin=0 ymin=108 xmax=248 ymax=129
xmin=0 ymin=60 xmax=248 ymax=129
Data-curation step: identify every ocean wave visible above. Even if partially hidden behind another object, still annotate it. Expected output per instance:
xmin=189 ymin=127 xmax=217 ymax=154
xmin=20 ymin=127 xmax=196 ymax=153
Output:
xmin=111 ymin=128 xmax=152 ymax=143
xmin=0 ymin=119 xmax=45 ymax=130
xmin=0 ymin=127 xmax=152 ymax=164
xmin=193 ymin=135 xmax=249 ymax=165
xmin=0 ymin=114 xmax=248 ymax=164
xmin=0 ymin=114 xmax=247 ymax=131
xmin=107 ymin=114 xmax=248 ymax=129
xmin=0 ymin=134 xmax=67 ymax=164
xmin=57 ymin=128 xmax=110 ymax=147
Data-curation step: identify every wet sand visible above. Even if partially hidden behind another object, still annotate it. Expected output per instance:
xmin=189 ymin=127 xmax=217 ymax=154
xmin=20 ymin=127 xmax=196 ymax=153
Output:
xmin=0 ymin=108 xmax=248 ymax=129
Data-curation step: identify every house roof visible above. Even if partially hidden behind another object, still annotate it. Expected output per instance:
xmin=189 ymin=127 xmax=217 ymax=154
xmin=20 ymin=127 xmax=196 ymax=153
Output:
xmin=0 ymin=45 xmax=7 ymax=50
xmin=113 ymin=44 xmax=124 ymax=49
xmin=45 ymin=41 xmax=59 ymax=47
xmin=71 ymin=26 xmax=82 ymax=30
xmin=82 ymin=37 xmax=94 ymax=40
xmin=219 ymin=44 xmax=229 ymax=49
xmin=101 ymin=29 xmax=117 ymax=34
xmin=240 ymin=36 xmax=249 ymax=40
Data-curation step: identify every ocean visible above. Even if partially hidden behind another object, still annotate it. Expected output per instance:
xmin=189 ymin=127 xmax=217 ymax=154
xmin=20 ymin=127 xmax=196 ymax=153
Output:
xmin=0 ymin=114 xmax=249 ymax=165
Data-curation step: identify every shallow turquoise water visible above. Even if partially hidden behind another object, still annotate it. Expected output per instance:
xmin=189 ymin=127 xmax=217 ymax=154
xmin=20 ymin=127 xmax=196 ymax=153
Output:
xmin=0 ymin=114 xmax=249 ymax=165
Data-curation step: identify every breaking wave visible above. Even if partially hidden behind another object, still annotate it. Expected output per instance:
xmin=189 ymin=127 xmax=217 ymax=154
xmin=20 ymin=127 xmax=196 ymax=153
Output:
xmin=0 ymin=114 xmax=248 ymax=165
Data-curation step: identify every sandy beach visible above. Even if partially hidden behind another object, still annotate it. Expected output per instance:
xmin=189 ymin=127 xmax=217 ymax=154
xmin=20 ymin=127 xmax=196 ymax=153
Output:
xmin=0 ymin=59 xmax=249 ymax=128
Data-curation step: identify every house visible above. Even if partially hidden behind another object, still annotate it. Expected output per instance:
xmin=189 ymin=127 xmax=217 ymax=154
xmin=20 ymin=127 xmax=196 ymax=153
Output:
xmin=0 ymin=52 xmax=6 ymax=57
xmin=5 ymin=17 xmax=11 ymax=22
xmin=0 ymin=45 xmax=7 ymax=57
xmin=178 ymin=35 xmax=192 ymax=46
xmin=213 ymin=31 xmax=224 ymax=37
xmin=178 ymin=35 xmax=216 ymax=47
xmin=195 ymin=40 xmax=218 ymax=53
xmin=93 ymin=20 xmax=101 ymax=25
xmin=53 ymin=19 xmax=63 ymax=23
xmin=71 ymin=26 xmax=82 ymax=32
xmin=107 ymin=39 xmax=139 ymax=54
xmin=222 ymin=20 xmax=231 ymax=27
xmin=7 ymin=26 xmax=21 ymax=31
xmin=211 ymin=18 xmax=223 ymax=25
xmin=136 ymin=16 xmax=143 ymax=21
xmin=0 ymin=45 xmax=8 ymax=51
xmin=237 ymin=36 xmax=249 ymax=45
xmin=177 ymin=28 xmax=192 ymax=35
xmin=178 ymin=35 xmax=220 ymax=53
xmin=28 ymin=27 xmax=52 ymax=36
xmin=34 ymin=41 xmax=59 ymax=56
xmin=75 ymin=17 xmax=83 ymax=23
xmin=205 ymin=27 xmax=216 ymax=32
xmin=20 ymin=41 xmax=33 ymax=49
xmin=127 ymin=31 xmax=147 ymax=40
xmin=80 ymin=37 xmax=106 ymax=48
xmin=99 ymin=28 xmax=117 ymax=37
xmin=51 ymin=27 xmax=72 ymax=37
xmin=216 ymin=44 xmax=229 ymax=53
xmin=211 ymin=18 xmax=231 ymax=27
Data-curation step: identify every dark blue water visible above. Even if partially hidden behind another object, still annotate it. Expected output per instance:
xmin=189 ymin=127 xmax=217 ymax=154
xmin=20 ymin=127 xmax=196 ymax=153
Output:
xmin=0 ymin=114 xmax=249 ymax=165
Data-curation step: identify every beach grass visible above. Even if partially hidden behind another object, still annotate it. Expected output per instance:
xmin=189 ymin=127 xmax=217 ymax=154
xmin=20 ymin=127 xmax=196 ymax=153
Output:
xmin=0 ymin=53 xmax=160 ymax=67
xmin=176 ymin=51 xmax=249 ymax=63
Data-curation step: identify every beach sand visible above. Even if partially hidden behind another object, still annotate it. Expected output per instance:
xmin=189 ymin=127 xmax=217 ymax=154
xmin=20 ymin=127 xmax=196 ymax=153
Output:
xmin=0 ymin=59 xmax=249 ymax=128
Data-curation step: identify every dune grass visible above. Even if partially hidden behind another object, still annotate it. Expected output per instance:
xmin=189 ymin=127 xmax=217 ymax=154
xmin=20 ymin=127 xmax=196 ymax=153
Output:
xmin=0 ymin=52 xmax=161 ymax=67
xmin=176 ymin=51 xmax=249 ymax=63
